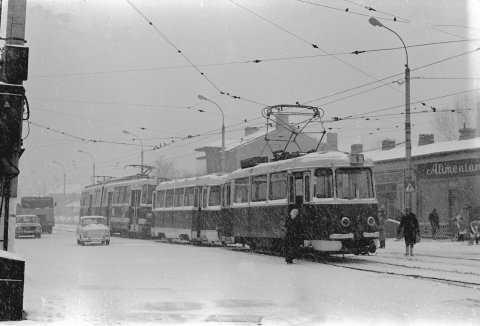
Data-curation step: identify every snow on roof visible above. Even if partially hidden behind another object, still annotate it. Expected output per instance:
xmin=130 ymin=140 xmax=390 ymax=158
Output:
xmin=156 ymin=173 xmax=227 ymax=189
xmin=228 ymin=151 xmax=373 ymax=178
xmin=363 ymin=137 xmax=480 ymax=162
xmin=195 ymin=128 xmax=269 ymax=152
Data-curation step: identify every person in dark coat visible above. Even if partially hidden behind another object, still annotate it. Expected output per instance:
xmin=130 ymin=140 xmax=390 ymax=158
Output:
xmin=284 ymin=207 xmax=303 ymax=264
xmin=428 ymin=208 xmax=440 ymax=240
xmin=378 ymin=208 xmax=386 ymax=248
xmin=397 ymin=207 xmax=420 ymax=256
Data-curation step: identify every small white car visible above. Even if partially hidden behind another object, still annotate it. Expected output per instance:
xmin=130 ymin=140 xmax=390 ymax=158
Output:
xmin=76 ymin=216 xmax=110 ymax=246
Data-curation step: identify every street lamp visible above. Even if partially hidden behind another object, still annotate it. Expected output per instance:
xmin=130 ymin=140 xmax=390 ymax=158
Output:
xmin=198 ymin=94 xmax=226 ymax=173
xmin=78 ymin=150 xmax=96 ymax=184
xmin=52 ymin=160 xmax=66 ymax=195
xmin=369 ymin=17 xmax=412 ymax=209
xmin=123 ymin=130 xmax=144 ymax=175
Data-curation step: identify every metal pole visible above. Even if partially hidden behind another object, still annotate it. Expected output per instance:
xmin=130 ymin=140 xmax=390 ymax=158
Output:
xmin=405 ymin=65 xmax=412 ymax=209
xmin=78 ymin=150 xmax=95 ymax=183
xmin=123 ymin=130 xmax=144 ymax=174
xmin=2 ymin=177 xmax=10 ymax=251
xmin=198 ymin=95 xmax=225 ymax=173
xmin=369 ymin=17 xmax=411 ymax=210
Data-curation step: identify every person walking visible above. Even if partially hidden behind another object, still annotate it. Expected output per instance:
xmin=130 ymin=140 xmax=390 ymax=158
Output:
xmin=378 ymin=208 xmax=386 ymax=248
xmin=455 ymin=210 xmax=467 ymax=242
xmin=469 ymin=220 xmax=480 ymax=245
xmin=397 ymin=207 xmax=420 ymax=256
xmin=428 ymin=208 xmax=440 ymax=240
xmin=284 ymin=207 xmax=303 ymax=264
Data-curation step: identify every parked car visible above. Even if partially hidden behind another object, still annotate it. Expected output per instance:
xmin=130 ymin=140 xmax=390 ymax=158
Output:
xmin=76 ymin=216 xmax=110 ymax=246
xmin=15 ymin=215 xmax=42 ymax=238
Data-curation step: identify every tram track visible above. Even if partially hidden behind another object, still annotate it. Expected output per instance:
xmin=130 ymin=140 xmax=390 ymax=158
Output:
xmin=231 ymin=247 xmax=480 ymax=291
xmin=318 ymin=259 xmax=480 ymax=291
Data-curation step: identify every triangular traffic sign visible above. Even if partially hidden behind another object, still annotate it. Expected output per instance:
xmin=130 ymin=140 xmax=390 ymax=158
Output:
xmin=405 ymin=183 xmax=415 ymax=192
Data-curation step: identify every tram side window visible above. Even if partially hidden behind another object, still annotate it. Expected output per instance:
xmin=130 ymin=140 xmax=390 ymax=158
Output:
xmin=121 ymin=186 xmax=130 ymax=204
xmin=305 ymin=175 xmax=310 ymax=202
xmin=156 ymin=190 xmax=165 ymax=208
xmin=175 ymin=188 xmax=185 ymax=207
xmin=113 ymin=187 xmax=121 ymax=204
xmin=251 ymin=174 xmax=267 ymax=202
xmin=224 ymin=183 xmax=231 ymax=206
xmin=314 ymin=168 xmax=333 ymax=198
xmin=202 ymin=188 xmax=208 ymax=208
xmin=209 ymin=186 xmax=221 ymax=206
xmin=141 ymin=184 xmax=156 ymax=205
xmin=269 ymin=172 xmax=287 ymax=200
xmin=165 ymin=189 xmax=174 ymax=208
xmin=234 ymin=177 xmax=249 ymax=203
xmin=336 ymin=168 xmax=373 ymax=199
xmin=93 ymin=189 xmax=102 ymax=206
xmin=184 ymin=187 xmax=195 ymax=206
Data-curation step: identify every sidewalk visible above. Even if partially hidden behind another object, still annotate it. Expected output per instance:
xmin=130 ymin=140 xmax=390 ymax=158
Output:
xmin=378 ymin=237 xmax=480 ymax=260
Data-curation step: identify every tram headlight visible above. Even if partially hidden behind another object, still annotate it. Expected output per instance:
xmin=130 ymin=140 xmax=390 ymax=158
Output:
xmin=341 ymin=217 xmax=351 ymax=227
xmin=367 ymin=216 xmax=376 ymax=227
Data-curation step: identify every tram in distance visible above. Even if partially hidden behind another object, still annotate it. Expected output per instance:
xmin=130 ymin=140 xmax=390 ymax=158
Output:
xmin=151 ymin=150 xmax=379 ymax=255
xmin=79 ymin=176 xmax=157 ymax=238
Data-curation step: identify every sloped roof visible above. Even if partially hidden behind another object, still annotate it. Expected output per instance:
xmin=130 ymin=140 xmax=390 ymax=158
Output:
xmin=363 ymin=137 xmax=480 ymax=162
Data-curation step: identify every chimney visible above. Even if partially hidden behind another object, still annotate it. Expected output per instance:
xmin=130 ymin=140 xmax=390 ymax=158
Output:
xmin=275 ymin=113 xmax=290 ymax=131
xmin=459 ymin=123 xmax=476 ymax=140
xmin=351 ymin=143 xmax=363 ymax=154
xmin=245 ymin=126 xmax=259 ymax=136
xmin=381 ymin=139 xmax=396 ymax=150
xmin=418 ymin=134 xmax=434 ymax=146
xmin=326 ymin=133 xmax=338 ymax=151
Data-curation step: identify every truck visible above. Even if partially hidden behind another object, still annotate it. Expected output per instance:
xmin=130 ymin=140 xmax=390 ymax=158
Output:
xmin=16 ymin=197 xmax=55 ymax=233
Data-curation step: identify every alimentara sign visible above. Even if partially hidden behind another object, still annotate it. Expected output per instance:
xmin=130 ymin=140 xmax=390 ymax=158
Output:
xmin=417 ymin=159 xmax=480 ymax=178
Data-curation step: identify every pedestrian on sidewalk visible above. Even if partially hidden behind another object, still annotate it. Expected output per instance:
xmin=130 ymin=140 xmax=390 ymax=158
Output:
xmin=469 ymin=220 xmax=480 ymax=245
xmin=455 ymin=210 xmax=468 ymax=242
xmin=284 ymin=207 xmax=303 ymax=264
xmin=428 ymin=208 xmax=440 ymax=240
xmin=378 ymin=208 xmax=386 ymax=248
xmin=397 ymin=207 xmax=420 ymax=256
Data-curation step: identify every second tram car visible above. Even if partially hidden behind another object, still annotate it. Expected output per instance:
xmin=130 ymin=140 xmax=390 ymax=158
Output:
xmin=79 ymin=176 xmax=157 ymax=238
xmin=151 ymin=174 xmax=230 ymax=244
xmin=224 ymin=151 xmax=379 ymax=255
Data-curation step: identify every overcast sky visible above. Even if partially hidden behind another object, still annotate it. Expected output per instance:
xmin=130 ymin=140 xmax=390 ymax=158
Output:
xmin=10 ymin=0 xmax=480 ymax=196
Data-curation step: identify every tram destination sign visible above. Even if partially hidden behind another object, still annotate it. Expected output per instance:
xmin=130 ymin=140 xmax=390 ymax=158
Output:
xmin=417 ymin=158 xmax=480 ymax=178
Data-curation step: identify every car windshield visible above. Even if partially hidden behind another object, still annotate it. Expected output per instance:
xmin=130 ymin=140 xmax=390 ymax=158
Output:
xmin=82 ymin=217 xmax=106 ymax=226
xmin=17 ymin=216 xmax=38 ymax=223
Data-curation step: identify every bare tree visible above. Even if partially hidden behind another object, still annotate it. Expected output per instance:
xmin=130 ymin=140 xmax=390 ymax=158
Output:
xmin=431 ymin=96 xmax=476 ymax=141
xmin=154 ymin=155 xmax=195 ymax=180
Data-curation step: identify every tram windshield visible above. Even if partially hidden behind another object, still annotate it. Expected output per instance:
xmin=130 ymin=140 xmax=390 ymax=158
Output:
xmin=335 ymin=168 xmax=374 ymax=199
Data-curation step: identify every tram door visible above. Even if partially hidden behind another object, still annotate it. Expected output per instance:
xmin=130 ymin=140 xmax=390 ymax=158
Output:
xmin=130 ymin=189 xmax=141 ymax=232
xmin=288 ymin=172 xmax=307 ymax=205
xmin=106 ymin=191 xmax=113 ymax=228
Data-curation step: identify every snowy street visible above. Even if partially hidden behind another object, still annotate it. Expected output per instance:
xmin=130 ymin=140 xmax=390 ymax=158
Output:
xmin=10 ymin=229 xmax=480 ymax=326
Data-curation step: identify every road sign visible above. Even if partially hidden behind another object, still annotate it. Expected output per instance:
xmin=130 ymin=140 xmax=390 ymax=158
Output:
xmin=405 ymin=183 xmax=415 ymax=192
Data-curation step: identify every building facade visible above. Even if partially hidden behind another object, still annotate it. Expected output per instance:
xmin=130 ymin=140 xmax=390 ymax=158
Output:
xmin=363 ymin=137 xmax=480 ymax=237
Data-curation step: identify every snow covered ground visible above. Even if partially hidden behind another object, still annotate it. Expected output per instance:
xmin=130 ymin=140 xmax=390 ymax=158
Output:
xmin=5 ymin=230 xmax=480 ymax=326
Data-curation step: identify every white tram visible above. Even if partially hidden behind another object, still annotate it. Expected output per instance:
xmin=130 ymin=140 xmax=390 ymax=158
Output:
xmin=151 ymin=174 xmax=229 ymax=243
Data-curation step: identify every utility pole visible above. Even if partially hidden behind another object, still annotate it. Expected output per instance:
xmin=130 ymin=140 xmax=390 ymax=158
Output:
xmin=0 ymin=0 xmax=29 ymax=252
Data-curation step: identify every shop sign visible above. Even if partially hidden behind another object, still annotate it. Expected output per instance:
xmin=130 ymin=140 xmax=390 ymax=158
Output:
xmin=417 ymin=159 xmax=480 ymax=178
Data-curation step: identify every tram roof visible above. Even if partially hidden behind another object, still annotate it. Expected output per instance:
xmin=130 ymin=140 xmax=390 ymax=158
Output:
xmin=155 ymin=173 xmax=227 ymax=190
xmin=228 ymin=151 xmax=373 ymax=178
xmin=83 ymin=177 xmax=157 ymax=191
